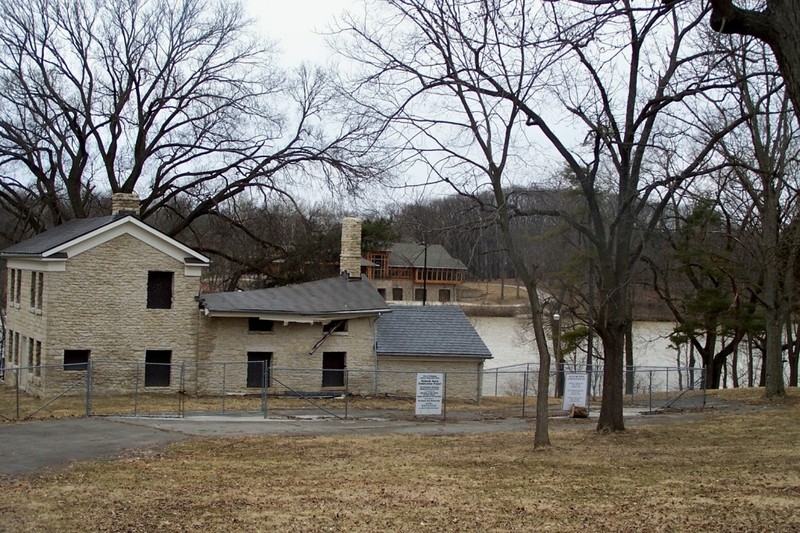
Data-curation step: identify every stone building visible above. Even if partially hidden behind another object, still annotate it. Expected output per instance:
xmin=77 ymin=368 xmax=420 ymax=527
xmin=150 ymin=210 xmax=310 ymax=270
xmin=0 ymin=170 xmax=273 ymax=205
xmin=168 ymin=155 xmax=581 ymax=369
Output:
xmin=1 ymin=204 xmax=491 ymax=400
xmin=0 ymin=194 xmax=209 ymax=396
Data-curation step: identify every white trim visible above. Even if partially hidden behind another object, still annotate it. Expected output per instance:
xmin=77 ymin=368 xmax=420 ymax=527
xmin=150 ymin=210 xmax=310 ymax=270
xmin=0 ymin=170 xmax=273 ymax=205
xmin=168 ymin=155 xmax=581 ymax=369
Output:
xmin=4 ymin=258 xmax=67 ymax=272
xmin=202 ymin=309 xmax=385 ymax=323
xmin=44 ymin=216 xmax=209 ymax=266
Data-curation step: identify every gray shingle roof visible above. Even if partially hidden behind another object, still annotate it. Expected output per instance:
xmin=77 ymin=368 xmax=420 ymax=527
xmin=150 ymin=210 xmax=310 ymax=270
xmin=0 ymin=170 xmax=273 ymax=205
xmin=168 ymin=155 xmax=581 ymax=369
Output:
xmin=199 ymin=275 xmax=391 ymax=316
xmin=389 ymin=243 xmax=466 ymax=270
xmin=376 ymin=306 xmax=492 ymax=358
xmin=1 ymin=216 xmax=116 ymax=257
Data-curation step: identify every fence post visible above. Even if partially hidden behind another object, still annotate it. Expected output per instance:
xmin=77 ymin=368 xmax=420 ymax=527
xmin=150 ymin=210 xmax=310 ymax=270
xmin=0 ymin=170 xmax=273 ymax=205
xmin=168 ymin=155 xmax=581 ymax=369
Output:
xmin=85 ymin=360 xmax=93 ymax=417
xmin=648 ymin=370 xmax=653 ymax=412
xmin=261 ymin=361 xmax=268 ymax=419
xmin=345 ymin=369 xmax=349 ymax=420
xmin=15 ymin=368 xmax=20 ymax=420
xmin=495 ymin=369 xmax=499 ymax=396
xmin=179 ymin=362 xmax=186 ymax=417
xmin=702 ymin=369 xmax=708 ymax=407
xmin=222 ymin=362 xmax=227 ymax=414
xmin=522 ymin=367 xmax=528 ymax=418
xmin=134 ymin=362 xmax=139 ymax=416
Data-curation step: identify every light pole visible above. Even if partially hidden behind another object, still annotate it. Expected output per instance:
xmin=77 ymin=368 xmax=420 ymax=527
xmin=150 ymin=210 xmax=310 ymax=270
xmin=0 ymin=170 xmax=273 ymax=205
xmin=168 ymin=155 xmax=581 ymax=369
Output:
xmin=422 ymin=240 xmax=428 ymax=306
xmin=553 ymin=313 xmax=564 ymax=398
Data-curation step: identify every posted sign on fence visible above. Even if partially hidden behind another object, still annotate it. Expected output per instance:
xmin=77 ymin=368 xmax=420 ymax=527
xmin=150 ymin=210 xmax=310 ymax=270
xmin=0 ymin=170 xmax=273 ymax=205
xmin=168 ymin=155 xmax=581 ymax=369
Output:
xmin=415 ymin=373 xmax=444 ymax=416
xmin=562 ymin=373 xmax=589 ymax=411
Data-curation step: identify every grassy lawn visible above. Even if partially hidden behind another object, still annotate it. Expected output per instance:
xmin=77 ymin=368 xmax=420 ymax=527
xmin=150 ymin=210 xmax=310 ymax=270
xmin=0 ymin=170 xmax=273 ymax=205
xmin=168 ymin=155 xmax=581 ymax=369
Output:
xmin=1 ymin=390 xmax=798 ymax=532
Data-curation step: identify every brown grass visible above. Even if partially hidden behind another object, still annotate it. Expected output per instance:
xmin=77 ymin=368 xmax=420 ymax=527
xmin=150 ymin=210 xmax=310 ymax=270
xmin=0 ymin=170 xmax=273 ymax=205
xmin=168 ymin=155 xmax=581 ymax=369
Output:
xmin=1 ymin=389 xmax=798 ymax=532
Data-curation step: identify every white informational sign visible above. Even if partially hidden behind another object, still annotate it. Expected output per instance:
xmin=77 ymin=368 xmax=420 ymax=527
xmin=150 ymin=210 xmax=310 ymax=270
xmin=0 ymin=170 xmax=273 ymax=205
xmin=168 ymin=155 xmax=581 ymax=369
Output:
xmin=415 ymin=373 xmax=444 ymax=416
xmin=562 ymin=373 xmax=589 ymax=411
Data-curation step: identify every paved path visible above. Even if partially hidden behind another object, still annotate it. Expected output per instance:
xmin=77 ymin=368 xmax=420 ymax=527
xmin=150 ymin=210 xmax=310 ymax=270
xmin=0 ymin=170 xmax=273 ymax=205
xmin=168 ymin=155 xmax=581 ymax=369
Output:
xmin=0 ymin=415 xmax=543 ymax=476
xmin=0 ymin=418 xmax=189 ymax=476
xmin=0 ymin=403 xmax=725 ymax=477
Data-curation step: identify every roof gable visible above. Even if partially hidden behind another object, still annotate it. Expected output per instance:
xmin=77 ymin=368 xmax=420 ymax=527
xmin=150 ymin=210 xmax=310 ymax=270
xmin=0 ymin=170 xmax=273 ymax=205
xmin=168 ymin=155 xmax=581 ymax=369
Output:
xmin=376 ymin=306 xmax=492 ymax=358
xmin=389 ymin=243 xmax=466 ymax=270
xmin=1 ymin=215 xmax=209 ymax=268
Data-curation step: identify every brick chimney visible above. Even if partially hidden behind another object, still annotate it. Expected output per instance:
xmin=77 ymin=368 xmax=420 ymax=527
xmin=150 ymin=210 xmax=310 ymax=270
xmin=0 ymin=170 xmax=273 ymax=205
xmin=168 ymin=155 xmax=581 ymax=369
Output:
xmin=340 ymin=217 xmax=363 ymax=279
xmin=111 ymin=192 xmax=140 ymax=218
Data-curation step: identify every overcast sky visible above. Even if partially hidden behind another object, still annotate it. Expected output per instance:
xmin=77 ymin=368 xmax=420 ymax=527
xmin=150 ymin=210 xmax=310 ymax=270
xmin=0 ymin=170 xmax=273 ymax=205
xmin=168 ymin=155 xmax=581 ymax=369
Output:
xmin=243 ymin=1 xmax=353 ymax=67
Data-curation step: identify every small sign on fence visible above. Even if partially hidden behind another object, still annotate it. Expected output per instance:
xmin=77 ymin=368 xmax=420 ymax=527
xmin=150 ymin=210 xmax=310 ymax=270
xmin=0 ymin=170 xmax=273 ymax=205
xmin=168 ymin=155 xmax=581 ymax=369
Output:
xmin=415 ymin=372 xmax=444 ymax=416
xmin=562 ymin=372 xmax=589 ymax=411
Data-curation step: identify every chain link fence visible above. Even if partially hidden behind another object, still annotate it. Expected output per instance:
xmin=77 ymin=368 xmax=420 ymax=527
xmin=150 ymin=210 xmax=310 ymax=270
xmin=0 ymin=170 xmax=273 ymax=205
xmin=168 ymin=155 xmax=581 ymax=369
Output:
xmin=0 ymin=359 xmax=713 ymax=421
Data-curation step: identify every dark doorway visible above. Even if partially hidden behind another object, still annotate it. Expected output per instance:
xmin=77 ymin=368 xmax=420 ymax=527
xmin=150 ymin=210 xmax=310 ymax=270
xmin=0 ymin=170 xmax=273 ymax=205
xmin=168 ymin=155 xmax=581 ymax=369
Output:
xmin=322 ymin=352 xmax=346 ymax=388
xmin=247 ymin=352 xmax=272 ymax=388
xmin=145 ymin=350 xmax=172 ymax=387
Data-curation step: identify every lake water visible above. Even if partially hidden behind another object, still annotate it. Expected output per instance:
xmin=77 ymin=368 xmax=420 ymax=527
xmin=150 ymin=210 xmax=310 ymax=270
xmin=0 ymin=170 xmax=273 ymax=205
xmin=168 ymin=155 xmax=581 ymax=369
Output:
xmin=472 ymin=316 xmax=679 ymax=369
xmin=472 ymin=316 xmax=692 ymax=396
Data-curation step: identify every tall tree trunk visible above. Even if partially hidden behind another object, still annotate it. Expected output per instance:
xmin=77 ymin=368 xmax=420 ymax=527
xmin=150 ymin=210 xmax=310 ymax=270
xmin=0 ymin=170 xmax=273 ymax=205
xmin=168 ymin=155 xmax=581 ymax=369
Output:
xmin=789 ymin=322 xmax=799 ymax=387
xmin=625 ymin=321 xmax=634 ymax=395
xmin=597 ymin=322 xmax=626 ymax=432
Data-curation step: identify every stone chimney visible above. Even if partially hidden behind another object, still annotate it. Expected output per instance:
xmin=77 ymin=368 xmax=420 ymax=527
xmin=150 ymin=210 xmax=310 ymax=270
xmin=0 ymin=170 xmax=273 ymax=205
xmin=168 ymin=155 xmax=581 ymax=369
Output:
xmin=111 ymin=192 xmax=141 ymax=218
xmin=340 ymin=217 xmax=363 ymax=279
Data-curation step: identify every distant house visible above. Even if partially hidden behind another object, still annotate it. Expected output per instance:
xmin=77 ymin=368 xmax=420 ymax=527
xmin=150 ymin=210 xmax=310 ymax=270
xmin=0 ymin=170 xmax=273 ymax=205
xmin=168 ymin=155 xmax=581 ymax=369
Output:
xmin=363 ymin=243 xmax=467 ymax=303
xmin=1 ymin=207 xmax=491 ymax=401
xmin=376 ymin=306 xmax=492 ymax=400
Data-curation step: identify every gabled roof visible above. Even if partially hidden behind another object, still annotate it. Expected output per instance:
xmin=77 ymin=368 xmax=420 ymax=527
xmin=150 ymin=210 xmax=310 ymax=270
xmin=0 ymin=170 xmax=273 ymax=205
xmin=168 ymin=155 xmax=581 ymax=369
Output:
xmin=389 ymin=243 xmax=466 ymax=270
xmin=376 ymin=306 xmax=492 ymax=358
xmin=1 ymin=216 xmax=116 ymax=257
xmin=0 ymin=214 xmax=210 ymax=266
xmin=199 ymin=274 xmax=391 ymax=319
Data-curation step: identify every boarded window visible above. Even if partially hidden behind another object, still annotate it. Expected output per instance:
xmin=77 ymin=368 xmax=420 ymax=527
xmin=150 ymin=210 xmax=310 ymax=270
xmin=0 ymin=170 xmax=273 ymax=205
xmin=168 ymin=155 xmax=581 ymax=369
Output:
xmin=30 ymin=272 xmax=36 ymax=308
xmin=247 ymin=352 xmax=272 ymax=388
xmin=64 ymin=349 xmax=90 ymax=371
xmin=414 ymin=288 xmax=426 ymax=301
xmin=439 ymin=289 xmax=451 ymax=303
xmin=145 ymin=350 xmax=171 ymax=387
xmin=322 ymin=320 xmax=348 ymax=334
xmin=322 ymin=352 xmax=346 ymax=388
xmin=392 ymin=287 xmax=403 ymax=301
xmin=248 ymin=317 xmax=274 ymax=332
xmin=15 ymin=269 xmax=21 ymax=304
xmin=147 ymin=271 xmax=173 ymax=309
xmin=37 ymin=272 xmax=43 ymax=310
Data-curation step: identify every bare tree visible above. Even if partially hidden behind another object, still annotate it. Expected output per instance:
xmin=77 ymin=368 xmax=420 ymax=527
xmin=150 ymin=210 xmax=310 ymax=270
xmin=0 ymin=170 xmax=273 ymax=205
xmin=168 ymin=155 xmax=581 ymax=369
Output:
xmin=0 ymin=0 xmax=380 ymax=243
xmin=681 ymin=0 xmax=800 ymax=125
xmin=713 ymin=38 xmax=800 ymax=396
xmin=339 ymin=0 xmax=747 ymax=432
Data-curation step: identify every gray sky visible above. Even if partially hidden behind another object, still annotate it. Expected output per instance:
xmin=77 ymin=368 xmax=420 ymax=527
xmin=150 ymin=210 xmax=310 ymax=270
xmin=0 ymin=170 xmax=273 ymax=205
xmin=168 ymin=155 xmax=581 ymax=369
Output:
xmin=244 ymin=1 xmax=353 ymax=67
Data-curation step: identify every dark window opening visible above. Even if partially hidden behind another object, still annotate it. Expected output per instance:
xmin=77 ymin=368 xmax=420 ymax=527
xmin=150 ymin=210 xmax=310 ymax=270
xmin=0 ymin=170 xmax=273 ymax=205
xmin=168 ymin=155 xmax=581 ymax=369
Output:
xmin=377 ymin=288 xmax=386 ymax=298
xmin=439 ymin=289 xmax=451 ymax=303
xmin=147 ymin=271 xmax=174 ymax=309
xmin=247 ymin=352 xmax=273 ymax=388
xmin=322 ymin=352 xmax=346 ymax=388
xmin=322 ymin=320 xmax=348 ymax=334
xmin=392 ymin=287 xmax=403 ymax=301
xmin=248 ymin=317 xmax=274 ymax=332
xmin=145 ymin=350 xmax=172 ymax=387
xmin=64 ymin=349 xmax=90 ymax=371
xmin=414 ymin=288 xmax=425 ymax=301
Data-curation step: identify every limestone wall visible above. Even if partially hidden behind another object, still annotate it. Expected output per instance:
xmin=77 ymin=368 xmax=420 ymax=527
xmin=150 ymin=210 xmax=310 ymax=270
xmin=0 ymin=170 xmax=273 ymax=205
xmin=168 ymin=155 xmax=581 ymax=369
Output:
xmin=35 ymin=234 xmax=200 ymax=395
xmin=196 ymin=314 xmax=378 ymax=395
xmin=376 ymin=357 xmax=484 ymax=401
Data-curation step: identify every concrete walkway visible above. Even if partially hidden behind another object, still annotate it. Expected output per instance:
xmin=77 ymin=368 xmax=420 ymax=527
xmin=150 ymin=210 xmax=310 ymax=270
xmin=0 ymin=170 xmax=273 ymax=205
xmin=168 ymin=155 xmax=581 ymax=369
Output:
xmin=0 ymin=405 xmax=689 ymax=477
xmin=0 ymin=415 xmax=546 ymax=476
